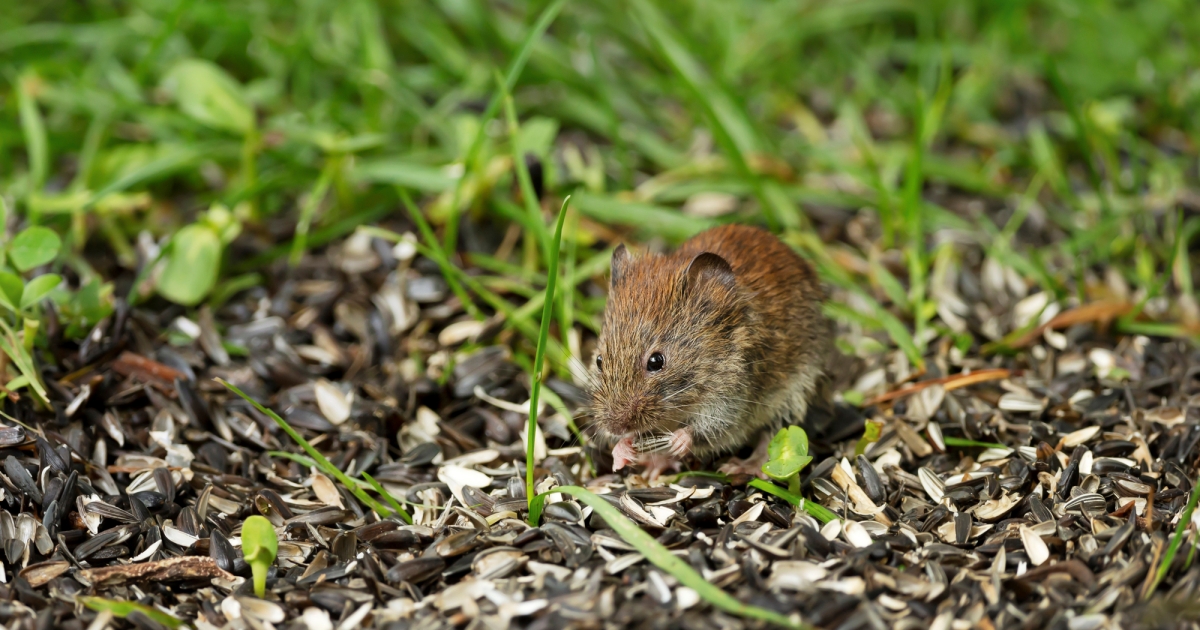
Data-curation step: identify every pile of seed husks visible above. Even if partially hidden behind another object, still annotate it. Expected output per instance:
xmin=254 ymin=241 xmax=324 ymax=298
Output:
xmin=0 ymin=218 xmax=1197 ymax=630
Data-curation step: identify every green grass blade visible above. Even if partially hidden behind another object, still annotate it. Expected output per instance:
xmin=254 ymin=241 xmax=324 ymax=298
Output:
xmin=1147 ymin=467 xmax=1200 ymax=598
xmin=79 ymin=597 xmax=182 ymax=629
xmin=571 ymin=192 xmax=716 ymax=242
xmin=398 ymin=188 xmax=484 ymax=320
xmin=361 ymin=471 xmax=409 ymax=518
xmin=85 ymin=145 xmax=211 ymax=209
xmin=0 ymin=318 xmax=48 ymax=405
xmin=443 ymin=0 xmax=568 ymax=254
xmin=941 ymin=437 xmax=1007 ymax=450
xmin=627 ymin=0 xmax=795 ymax=231
xmin=546 ymin=485 xmax=806 ymax=629
xmin=234 ymin=204 xmax=392 ymax=273
xmin=526 ymin=195 xmax=571 ymax=520
xmin=747 ymin=478 xmax=837 ymax=524
xmin=352 ymin=159 xmax=458 ymax=192
xmin=218 ymin=379 xmax=408 ymax=522
xmin=289 ymin=160 xmax=335 ymax=266
xmin=500 ymin=72 xmax=551 ymax=264
xmin=17 ymin=72 xmax=48 ymax=201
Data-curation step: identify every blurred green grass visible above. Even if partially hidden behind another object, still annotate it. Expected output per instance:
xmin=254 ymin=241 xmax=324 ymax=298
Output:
xmin=1 ymin=0 xmax=1198 ymax=368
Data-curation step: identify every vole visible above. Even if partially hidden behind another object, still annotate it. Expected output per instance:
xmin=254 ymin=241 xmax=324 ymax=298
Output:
xmin=589 ymin=224 xmax=834 ymax=478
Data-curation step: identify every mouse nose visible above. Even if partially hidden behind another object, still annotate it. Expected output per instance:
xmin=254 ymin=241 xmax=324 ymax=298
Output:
xmin=611 ymin=399 xmax=645 ymax=433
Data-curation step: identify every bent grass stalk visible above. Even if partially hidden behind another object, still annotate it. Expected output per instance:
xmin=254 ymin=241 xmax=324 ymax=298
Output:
xmin=670 ymin=472 xmax=836 ymax=524
xmin=526 ymin=195 xmax=571 ymax=523
xmin=219 ymin=379 xmax=411 ymax=524
xmin=1147 ymin=470 xmax=1200 ymax=599
xmin=747 ymin=478 xmax=838 ymax=524
xmin=79 ymin=597 xmax=182 ymax=629
xmin=536 ymin=485 xmax=808 ymax=629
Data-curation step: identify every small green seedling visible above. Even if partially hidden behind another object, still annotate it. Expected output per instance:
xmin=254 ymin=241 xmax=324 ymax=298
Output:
xmin=761 ymin=426 xmax=814 ymax=494
xmin=0 ymin=225 xmax=63 ymax=323
xmin=854 ymin=419 xmax=884 ymax=456
xmin=241 ymin=515 xmax=278 ymax=598
xmin=0 ymin=224 xmax=65 ymax=405
xmin=157 ymin=204 xmax=242 ymax=306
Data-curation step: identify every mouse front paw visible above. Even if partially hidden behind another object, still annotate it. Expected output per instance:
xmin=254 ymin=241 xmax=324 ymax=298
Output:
xmin=667 ymin=427 xmax=692 ymax=458
xmin=611 ymin=437 xmax=637 ymax=471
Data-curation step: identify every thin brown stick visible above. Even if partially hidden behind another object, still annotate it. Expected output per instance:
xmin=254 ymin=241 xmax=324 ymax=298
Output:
xmin=863 ymin=368 xmax=1012 ymax=407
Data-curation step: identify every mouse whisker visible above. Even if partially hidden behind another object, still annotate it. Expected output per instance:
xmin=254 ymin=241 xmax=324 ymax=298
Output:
xmin=659 ymin=382 xmax=704 ymax=404
xmin=717 ymin=395 xmax=771 ymax=408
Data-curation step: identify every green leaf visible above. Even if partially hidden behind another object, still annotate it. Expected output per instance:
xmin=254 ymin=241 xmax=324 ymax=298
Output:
xmin=352 ymin=159 xmax=459 ymax=192
xmin=241 ymin=515 xmax=278 ymax=598
xmin=854 ymin=419 xmax=884 ymax=457
xmin=526 ymin=196 xmax=571 ymax=520
xmin=20 ymin=273 xmax=60 ymax=309
xmin=87 ymin=144 xmax=208 ymax=209
xmin=761 ymin=426 xmax=813 ymax=481
xmin=0 ymin=272 xmax=24 ymax=311
xmin=161 ymin=59 xmax=255 ymax=135
xmin=572 ymin=192 xmax=717 ymax=242
xmin=79 ymin=597 xmax=182 ymax=629
xmin=516 ymin=117 xmax=560 ymax=159
xmin=9 ymin=226 xmax=61 ymax=272
xmin=157 ymin=224 xmax=221 ymax=306
xmin=545 ymin=486 xmax=806 ymax=629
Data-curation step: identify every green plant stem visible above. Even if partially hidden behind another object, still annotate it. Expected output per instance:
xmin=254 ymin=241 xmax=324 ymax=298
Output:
xmin=526 ymin=196 xmax=571 ymax=522
xmin=252 ymin=563 xmax=267 ymax=598
xmin=21 ymin=319 xmax=37 ymax=353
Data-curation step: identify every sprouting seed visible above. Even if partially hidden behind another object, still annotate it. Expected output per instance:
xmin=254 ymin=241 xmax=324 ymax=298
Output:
xmin=241 ymin=515 xmax=278 ymax=598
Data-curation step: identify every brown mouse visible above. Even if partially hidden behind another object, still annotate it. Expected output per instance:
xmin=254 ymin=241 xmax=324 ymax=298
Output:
xmin=589 ymin=224 xmax=833 ymax=478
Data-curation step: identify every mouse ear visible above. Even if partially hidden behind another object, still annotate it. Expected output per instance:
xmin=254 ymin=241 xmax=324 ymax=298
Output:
xmin=610 ymin=244 xmax=631 ymax=288
xmin=685 ymin=252 xmax=735 ymax=290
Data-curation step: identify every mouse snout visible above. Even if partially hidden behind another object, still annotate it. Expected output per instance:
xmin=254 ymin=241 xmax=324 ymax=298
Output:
xmin=602 ymin=398 xmax=647 ymax=436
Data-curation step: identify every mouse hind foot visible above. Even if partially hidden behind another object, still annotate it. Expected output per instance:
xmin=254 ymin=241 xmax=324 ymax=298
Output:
xmin=717 ymin=431 xmax=772 ymax=478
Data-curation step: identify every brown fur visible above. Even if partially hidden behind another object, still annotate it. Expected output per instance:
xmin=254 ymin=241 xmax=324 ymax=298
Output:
xmin=589 ymin=224 xmax=833 ymax=460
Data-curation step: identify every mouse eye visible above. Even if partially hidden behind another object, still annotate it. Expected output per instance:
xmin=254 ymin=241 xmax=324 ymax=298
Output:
xmin=596 ymin=356 xmax=603 ymax=372
xmin=646 ymin=352 xmax=665 ymax=372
